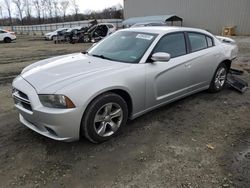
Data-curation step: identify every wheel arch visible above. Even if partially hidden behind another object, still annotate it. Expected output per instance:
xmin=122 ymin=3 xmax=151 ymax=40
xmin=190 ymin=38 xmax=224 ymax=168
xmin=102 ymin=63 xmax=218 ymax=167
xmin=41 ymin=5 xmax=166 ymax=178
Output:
xmin=220 ymin=59 xmax=232 ymax=71
xmin=108 ymin=89 xmax=133 ymax=118
xmin=4 ymin=37 xmax=11 ymax=42
xmin=79 ymin=88 xmax=134 ymax=139
xmin=82 ymin=87 xmax=134 ymax=120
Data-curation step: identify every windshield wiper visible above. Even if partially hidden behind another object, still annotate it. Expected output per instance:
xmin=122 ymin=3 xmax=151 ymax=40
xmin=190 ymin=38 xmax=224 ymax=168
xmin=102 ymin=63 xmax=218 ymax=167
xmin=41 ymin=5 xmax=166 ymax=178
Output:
xmin=90 ymin=54 xmax=113 ymax=61
xmin=81 ymin=51 xmax=89 ymax=55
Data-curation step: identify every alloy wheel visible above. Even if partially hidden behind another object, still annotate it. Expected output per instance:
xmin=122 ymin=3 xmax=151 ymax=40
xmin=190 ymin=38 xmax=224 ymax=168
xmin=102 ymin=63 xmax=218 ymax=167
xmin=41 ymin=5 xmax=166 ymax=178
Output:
xmin=94 ymin=103 xmax=123 ymax=137
xmin=214 ymin=67 xmax=227 ymax=89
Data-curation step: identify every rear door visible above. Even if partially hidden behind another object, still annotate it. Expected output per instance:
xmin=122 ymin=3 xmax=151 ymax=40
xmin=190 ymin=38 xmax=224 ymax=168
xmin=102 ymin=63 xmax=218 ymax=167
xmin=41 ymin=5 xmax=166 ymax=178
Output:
xmin=185 ymin=32 xmax=218 ymax=90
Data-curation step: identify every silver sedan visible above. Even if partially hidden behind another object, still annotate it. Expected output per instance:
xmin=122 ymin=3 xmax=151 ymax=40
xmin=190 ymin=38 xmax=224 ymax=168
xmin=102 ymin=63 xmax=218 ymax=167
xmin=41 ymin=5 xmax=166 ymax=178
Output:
xmin=12 ymin=27 xmax=238 ymax=143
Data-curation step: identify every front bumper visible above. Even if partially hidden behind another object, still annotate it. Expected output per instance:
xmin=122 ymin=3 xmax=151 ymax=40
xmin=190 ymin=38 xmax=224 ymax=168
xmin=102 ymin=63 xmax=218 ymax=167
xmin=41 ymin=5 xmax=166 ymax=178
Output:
xmin=12 ymin=76 xmax=82 ymax=142
xmin=44 ymin=35 xmax=52 ymax=40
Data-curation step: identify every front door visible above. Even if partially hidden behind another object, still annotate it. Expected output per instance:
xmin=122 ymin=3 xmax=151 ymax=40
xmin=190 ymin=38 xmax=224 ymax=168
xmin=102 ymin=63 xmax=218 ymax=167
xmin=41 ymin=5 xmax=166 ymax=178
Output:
xmin=145 ymin=32 xmax=192 ymax=108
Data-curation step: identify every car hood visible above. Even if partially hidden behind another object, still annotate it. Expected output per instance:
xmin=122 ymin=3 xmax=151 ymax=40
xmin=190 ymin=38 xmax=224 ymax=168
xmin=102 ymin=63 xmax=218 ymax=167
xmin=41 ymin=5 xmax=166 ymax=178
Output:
xmin=21 ymin=53 xmax=131 ymax=93
xmin=45 ymin=32 xmax=53 ymax=36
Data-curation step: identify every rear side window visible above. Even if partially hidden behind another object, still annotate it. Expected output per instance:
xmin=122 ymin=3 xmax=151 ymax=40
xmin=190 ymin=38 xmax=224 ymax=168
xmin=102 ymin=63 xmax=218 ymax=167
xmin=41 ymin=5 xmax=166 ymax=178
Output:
xmin=188 ymin=32 xmax=208 ymax=52
xmin=153 ymin=32 xmax=187 ymax=58
xmin=107 ymin=24 xmax=114 ymax=28
xmin=206 ymin=36 xmax=213 ymax=47
xmin=0 ymin=30 xmax=6 ymax=33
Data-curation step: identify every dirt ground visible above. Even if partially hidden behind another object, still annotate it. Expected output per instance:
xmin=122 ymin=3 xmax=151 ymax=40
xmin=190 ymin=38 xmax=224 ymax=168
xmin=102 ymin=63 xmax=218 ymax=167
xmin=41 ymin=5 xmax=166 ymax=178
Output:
xmin=0 ymin=35 xmax=250 ymax=188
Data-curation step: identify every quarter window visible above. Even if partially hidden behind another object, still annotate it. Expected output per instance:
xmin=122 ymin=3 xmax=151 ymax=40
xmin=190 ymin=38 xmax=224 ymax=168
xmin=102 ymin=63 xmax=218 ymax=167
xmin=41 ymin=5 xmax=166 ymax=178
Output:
xmin=188 ymin=32 xmax=208 ymax=52
xmin=107 ymin=24 xmax=114 ymax=28
xmin=206 ymin=36 xmax=213 ymax=47
xmin=153 ymin=33 xmax=187 ymax=58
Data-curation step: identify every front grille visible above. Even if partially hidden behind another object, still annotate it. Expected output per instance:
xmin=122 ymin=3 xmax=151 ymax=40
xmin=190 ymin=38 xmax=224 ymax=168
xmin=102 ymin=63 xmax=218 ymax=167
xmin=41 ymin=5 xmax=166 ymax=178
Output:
xmin=12 ymin=88 xmax=32 ymax=111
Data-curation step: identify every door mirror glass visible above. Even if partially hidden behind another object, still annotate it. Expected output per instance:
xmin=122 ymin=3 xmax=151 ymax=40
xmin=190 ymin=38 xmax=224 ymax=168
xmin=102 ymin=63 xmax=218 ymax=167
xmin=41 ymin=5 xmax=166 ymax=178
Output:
xmin=151 ymin=52 xmax=171 ymax=62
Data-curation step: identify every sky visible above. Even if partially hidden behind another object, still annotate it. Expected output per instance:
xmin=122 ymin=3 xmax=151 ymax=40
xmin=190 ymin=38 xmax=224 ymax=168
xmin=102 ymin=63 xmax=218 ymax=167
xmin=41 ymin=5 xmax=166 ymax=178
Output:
xmin=0 ymin=0 xmax=124 ymax=17
xmin=77 ymin=0 xmax=124 ymax=13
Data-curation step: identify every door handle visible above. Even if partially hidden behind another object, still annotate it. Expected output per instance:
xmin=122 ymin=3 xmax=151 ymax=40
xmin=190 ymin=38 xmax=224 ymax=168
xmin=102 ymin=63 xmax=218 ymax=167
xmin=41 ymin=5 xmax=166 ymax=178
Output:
xmin=185 ymin=63 xmax=191 ymax=68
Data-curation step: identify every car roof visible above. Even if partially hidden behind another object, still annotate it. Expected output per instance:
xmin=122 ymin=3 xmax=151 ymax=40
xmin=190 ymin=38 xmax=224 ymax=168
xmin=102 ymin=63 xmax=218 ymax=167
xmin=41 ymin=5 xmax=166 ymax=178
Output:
xmin=56 ymin=28 xmax=68 ymax=30
xmin=67 ymin=27 xmax=82 ymax=30
xmin=134 ymin=22 xmax=165 ymax=25
xmin=98 ymin=23 xmax=114 ymax=26
xmin=123 ymin=26 xmax=212 ymax=35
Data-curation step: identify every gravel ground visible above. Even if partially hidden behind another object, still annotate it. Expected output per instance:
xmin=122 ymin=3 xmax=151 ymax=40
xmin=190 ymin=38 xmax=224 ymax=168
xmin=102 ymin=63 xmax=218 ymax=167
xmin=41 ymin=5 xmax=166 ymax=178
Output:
xmin=0 ymin=35 xmax=249 ymax=188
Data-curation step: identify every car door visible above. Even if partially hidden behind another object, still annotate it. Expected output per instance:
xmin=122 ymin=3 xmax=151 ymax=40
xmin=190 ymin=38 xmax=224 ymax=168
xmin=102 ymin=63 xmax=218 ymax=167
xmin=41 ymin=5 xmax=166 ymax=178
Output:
xmin=0 ymin=30 xmax=5 ymax=41
xmin=145 ymin=32 xmax=193 ymax=108
xmin=185 ymin=32 xmax=218 ymax=90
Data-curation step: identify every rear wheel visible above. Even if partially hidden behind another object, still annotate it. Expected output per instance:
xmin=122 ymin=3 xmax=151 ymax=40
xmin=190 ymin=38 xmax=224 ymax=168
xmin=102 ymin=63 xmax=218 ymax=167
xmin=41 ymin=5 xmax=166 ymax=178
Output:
xmin=51 ymin=36 xmax=56 ymax=41
xmin=84 ymin=35 xmax=90 ymax=43
xmin=4 ymin=37 xmax=11 ymax=43
xmin=81 ymin=92 xmax=128 ymax=143
xmin=209 ymin=63 xmax=228 ymax=92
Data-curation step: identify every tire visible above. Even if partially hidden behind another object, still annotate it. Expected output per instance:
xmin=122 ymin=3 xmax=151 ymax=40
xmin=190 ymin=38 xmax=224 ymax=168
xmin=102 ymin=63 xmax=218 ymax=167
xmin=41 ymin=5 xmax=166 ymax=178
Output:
xmin=51 ymin=36 xmax=55 ymax=41
xmin=209 ymin=63 xmax=228 ymax=92
xmin=4 ymin=37 xmax=11 ymax=43
xmin=84 ymin=35 xmax=90 ymax=43
xmin=81 ymin=92 xmax=128 ymax=143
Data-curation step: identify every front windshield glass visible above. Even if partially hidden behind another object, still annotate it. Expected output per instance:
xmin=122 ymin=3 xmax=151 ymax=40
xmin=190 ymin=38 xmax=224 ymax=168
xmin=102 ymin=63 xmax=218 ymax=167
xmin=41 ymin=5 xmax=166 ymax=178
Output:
xmin=88 ymin=31 xmax=158 ymax=63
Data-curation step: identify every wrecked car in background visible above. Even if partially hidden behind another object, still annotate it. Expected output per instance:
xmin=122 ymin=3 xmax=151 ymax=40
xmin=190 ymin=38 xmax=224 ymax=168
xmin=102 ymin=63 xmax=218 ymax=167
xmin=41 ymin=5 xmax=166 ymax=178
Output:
xmin=44 ymin=28 xmax=68 ymax=40
xmin=12 ymin=26 xmax=238 ymax=143
xmin=52 ymin=23 xmax=117 ymax=44
xmin=64 ymin=26 xmax=88 ymax=43
xmin=81 ymin=23 xmax=116 ymax=43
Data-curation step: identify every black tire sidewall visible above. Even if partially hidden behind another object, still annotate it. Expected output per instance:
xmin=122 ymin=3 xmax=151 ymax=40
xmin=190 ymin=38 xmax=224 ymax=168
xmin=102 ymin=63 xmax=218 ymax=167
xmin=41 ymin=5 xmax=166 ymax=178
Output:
xmin=4 ymin=37 xmax=11 ymax=43
xmin=82 ymin=93 xmax=128 ymax=143
xmin=209 ymin=63 xmax=228 ymax=92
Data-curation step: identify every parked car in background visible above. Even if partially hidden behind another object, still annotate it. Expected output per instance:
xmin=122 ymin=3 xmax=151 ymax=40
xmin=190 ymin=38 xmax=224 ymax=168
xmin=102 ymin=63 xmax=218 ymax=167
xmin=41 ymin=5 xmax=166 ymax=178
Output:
xmin=0 ymin=29 xmax=16 ymax=43
xmin=44 ymin=28 xmax=68 ymax=40
xmin=12 ymin=27 xmax=238 ymax=143
xmin=131 ymin=22 xmax=166 ymax=28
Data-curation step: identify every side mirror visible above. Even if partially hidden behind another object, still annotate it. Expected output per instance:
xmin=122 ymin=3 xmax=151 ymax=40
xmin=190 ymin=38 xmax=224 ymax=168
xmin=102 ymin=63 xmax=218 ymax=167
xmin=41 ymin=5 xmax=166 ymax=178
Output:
xmin=151 ymin=52 xmax=171 ymax=62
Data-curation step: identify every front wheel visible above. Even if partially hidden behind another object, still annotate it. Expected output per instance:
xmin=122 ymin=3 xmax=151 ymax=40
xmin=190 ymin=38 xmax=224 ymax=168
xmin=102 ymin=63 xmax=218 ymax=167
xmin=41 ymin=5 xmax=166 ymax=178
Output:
xmin=81 ymin=92 xmax=128 ymax=143
xmin=51 ymin=36 xmax=56 ymax=41
xmin=4 ymin=37 xmax=11 ymax=43
xmin=209 ymin=63 xmax=228 ymax=92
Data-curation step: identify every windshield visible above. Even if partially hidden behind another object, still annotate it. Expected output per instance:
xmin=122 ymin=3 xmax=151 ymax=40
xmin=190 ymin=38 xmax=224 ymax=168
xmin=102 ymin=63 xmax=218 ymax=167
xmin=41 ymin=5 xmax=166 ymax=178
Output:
xmin=88 ymin=31 xmax=158 ymax=63
xmin=56 ymin=28 xmax=66 ymax=32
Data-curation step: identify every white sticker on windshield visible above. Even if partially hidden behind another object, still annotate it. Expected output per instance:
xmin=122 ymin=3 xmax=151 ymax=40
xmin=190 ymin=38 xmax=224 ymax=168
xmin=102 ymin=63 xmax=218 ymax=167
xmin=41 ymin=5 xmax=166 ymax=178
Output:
xmin=136 ymin=34 xmax=154 ymax=40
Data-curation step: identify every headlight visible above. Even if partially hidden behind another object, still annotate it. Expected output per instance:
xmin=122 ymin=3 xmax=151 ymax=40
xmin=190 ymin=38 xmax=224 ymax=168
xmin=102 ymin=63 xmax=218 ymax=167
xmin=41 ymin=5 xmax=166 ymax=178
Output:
xmin=39 ymin=94 xmax=75 ymax=109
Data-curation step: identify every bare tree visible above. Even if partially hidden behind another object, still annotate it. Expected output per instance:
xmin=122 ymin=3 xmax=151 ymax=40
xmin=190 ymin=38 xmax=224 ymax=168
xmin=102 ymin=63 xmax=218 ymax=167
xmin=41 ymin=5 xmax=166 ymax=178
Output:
xmin=33 ymin=0 xmax=41 ymax=23
xmin=71 ymin=0 xmax=79 ymax=20
xmin=0 ymin=5 xmax=3 ymax=18
xmin=45 ymin=0 xmax=53 ymax=22
xmin=24 ymin=0 xmax=31 ymax=21
xmin=13 ymin=0 xmax=24 ymax=24
xmin=41 ymin=0 xmax=48 ymax=21
xmin=53 ymin=0 xmax=59 ymax=21
xmin=4 ymin=0 xmax=13 ymax=27
xmin=60 ymin=0 xmax=70 ymax=21
xmin=0 ymin=5 xmax=4 ymax=25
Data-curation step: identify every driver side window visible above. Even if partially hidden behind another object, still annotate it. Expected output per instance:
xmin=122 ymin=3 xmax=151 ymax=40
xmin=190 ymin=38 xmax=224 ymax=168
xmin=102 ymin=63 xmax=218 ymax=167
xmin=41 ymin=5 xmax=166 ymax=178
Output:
xmin=153 ymin=32 xmax=187 ymax=58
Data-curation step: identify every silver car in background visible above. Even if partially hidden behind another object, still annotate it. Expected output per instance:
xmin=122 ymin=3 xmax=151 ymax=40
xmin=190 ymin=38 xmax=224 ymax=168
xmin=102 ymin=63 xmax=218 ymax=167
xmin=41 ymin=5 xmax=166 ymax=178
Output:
xmin=12 ymin=27 xmax=238 ymax=143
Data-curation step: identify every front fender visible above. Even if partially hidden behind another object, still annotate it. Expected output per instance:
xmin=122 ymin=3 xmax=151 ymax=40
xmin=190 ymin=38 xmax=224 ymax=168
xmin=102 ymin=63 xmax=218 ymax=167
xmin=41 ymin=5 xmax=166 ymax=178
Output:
xmin=56 ymin=64 xmax=146 ymax=119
